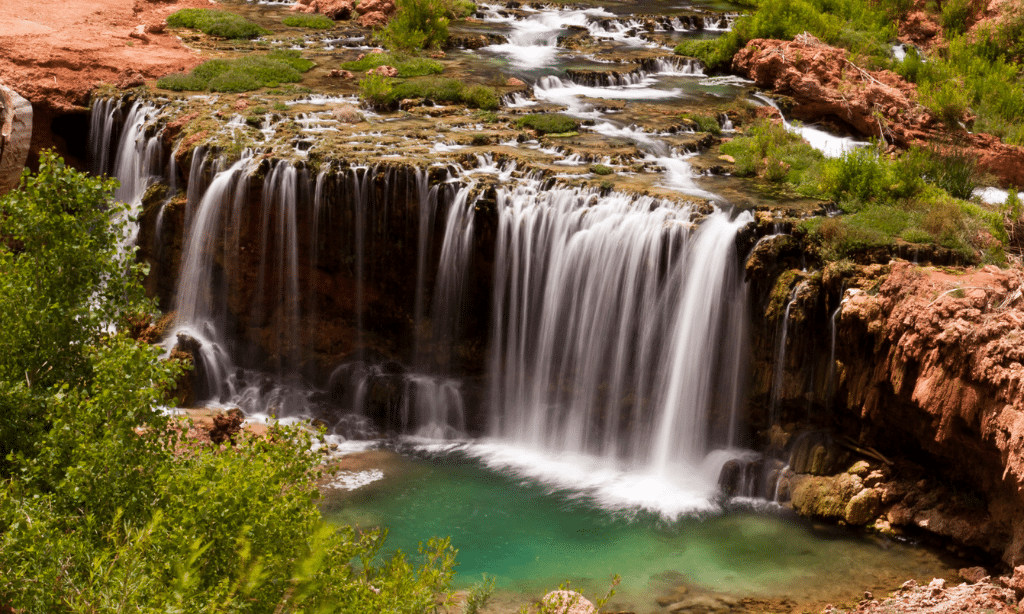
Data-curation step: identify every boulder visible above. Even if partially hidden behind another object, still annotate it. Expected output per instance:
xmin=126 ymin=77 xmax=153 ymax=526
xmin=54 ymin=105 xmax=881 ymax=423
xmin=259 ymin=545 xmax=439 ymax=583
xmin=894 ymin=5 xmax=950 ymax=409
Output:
xmin=354 ymin=0 xmax=396 ymax=16
xmin=540 ymin=591 xmax=596 ymax=614
xmin=358 ymin=11 xmax=391 ymax=28
xmin=0 ymin=85 xmax=32 ymax=196
xmin=209 ymin=408 xmax=245 ymax=444
xmin=367 ymin=65 xmax=398 ymax=77
xmin=314 ymin=0 xmax=355 ymax=19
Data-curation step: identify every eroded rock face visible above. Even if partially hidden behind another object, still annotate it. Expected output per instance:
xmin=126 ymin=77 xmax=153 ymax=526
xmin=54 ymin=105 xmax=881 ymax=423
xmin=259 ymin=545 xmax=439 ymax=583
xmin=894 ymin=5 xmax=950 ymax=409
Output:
xmin=0 ymin=85 xmax=32 ymax=195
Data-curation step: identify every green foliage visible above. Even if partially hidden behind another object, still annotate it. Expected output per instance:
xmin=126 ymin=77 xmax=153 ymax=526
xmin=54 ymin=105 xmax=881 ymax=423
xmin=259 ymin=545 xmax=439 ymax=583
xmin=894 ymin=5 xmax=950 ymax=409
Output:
xmin=166 ymin=8 xmax=270 ymax=39
xmin=283 ymin=14 xmax=336 ymax=29
xmin=681 ymin=112 xmax=722 ymax=136
xmin=157 ymin=51 xmax=313 ymax=93
xmin=341 ymin=52 xmax=444 ymax=77
xmin=450 ymin=0 xmax=478 ymax=18
xmin=376 ymin=0 xmax=451 ymax=51
xmin=590 ymin=164 xmax=614 ymax=175
xmin=721 ymin=119 xmax=823 ymax=185
xmin=359 ymin=73 xmax=396 ymax=108
xmin=941 ymin=0 xmax=973 ymax=36
xmin=465 ymin=575 xmax=496 ymax=614
xmin=360 ymin=75 xmax=498 ymax=110
xmin=0 ymin=155 xmax=458 ymax=612
xmin=674 ymin=37 xmax=740 ymax=72
xmin=516 ymin=113 xmax=580 ymax=135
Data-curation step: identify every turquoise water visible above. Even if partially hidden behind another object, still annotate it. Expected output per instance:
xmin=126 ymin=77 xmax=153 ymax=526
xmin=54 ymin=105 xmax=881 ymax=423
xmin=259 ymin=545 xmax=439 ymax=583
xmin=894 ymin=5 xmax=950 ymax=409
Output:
xmin=321 ymin=447 xmax=959 ymax=611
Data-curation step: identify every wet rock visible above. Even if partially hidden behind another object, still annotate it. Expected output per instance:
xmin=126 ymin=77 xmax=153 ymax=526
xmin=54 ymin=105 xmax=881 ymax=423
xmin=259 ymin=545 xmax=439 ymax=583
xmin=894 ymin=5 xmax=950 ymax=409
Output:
xmin=790 ymin=473 xmax=864 ymax=521
xmin=506 ymin=77 xmax=526 ymax=87
xmin=541 ymin=590 xmax=596 ymax=614
xmin=656 ymin=586 xmax=689 ymax=606
xmin=959 ymin=566 xmax=988 ymax=583
xmin=210 ymin=408 xmax=244 ymax=444
xmin=327 ymin=69 xmax=354 ymax=79
xmin=844 ymin=487 xmax=881 ymax=526
xmin=331 ymin=104 xmax=361 ymax=122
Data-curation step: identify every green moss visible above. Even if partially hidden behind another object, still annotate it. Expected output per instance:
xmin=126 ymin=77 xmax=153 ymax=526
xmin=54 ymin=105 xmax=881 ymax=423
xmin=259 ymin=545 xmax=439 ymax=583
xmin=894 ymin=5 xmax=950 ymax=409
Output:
xmin=516 ymin=113 xmax=579 ymax=135
xmin=767 ymin=269 xmax=799 ymax=321
xmin=166 ymin=8 xmax=270 ymax=39
xmin=680 ymin=112 xmax=721 ymax=136
xmin=590 ymin=164 xmax=613 ymax=176
xmin=341 ymin=53 xmax=444 ymax=77
xmin=282 ymin=14 xmax=335 ymax=29
xmin=156 ymin=51 xmax=313 ymax=93
xmin=358 ymin=76 xmax=497 ymax=110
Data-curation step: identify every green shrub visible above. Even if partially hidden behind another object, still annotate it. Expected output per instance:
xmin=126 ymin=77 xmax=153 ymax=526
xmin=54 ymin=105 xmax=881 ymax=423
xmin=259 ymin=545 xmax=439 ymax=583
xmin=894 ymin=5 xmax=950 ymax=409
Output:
xmin=282 ymin=14 xmax=336 ymax=29
xmin=450 ymin=0 xmax=478 ymax=18
xmin=376 ymin=0 xmax=450 ymax=51
xmin=516 ymin=113 xmax=580 ymax=134
xmin=681 ymin=112 xmax=721 ymax=136
xmin=166 ymin=8 xmax=270 ymax=39
xmin=0 ymin=154 xmax=459 ymax=612
xmin=925 ymin=146 xmax=978 ymax=199
xmin=720 ymin=119 xmax=823 ymax=185
xmin=920 ymin=78 xmax=971 ymax=128
xmin=359 ymin=72 xmax=396 ymax=108
xmin=341 ymin=53 xmax=444 ymax=77
xmin=941 ymin=0 xmax=973 ymax=36
xmin=157 ymin=51 xmax=313 ymax=92
xmin=590 ymin=164 xmax=614 ymax=175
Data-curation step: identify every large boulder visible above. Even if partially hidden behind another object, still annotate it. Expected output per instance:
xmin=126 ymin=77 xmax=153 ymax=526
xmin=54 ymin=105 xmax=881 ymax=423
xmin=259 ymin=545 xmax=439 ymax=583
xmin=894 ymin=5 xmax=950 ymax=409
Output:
xmin=0 ymin=85 xmax=32 ymax=196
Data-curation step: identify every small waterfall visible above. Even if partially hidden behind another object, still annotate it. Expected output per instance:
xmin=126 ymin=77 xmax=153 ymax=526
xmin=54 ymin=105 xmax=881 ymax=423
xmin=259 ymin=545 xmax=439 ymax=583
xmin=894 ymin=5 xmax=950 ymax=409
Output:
xmin=90 ymin=98 xmax=166 ymax=246
xmin=427 ymin=186 xmax=476 ymax=373
xmin=487 ymin=180 xmax=752 ymax=476
xmin=770 ymin=281 xmax=803 ymax=426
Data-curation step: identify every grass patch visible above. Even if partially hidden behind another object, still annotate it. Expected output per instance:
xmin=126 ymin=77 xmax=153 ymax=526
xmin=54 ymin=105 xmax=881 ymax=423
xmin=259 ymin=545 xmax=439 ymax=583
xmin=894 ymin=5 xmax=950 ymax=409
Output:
xmin=166 ymin=8 xmax=270 ymax=39
xmin=157 ymin=50 xmax=313 ymax=93
xmin=516 ymin=113 xmax=579 ymax=135
xmin=680 ymin=112 xmax=721 ymax=136
xmin=590 ymin=164 xmax=613 ymax=175
xmin=282 ymin=14 xmax=335 ymax=29
xmin=376 ymin=0 xmax=450 ymax=51
xmin=721 ymin=119 xmax=823 ymax=186
xmin=341 ymin=53 xmax=444 ymax=77
xmin=358 ymin=76 xmax=498 ymax=110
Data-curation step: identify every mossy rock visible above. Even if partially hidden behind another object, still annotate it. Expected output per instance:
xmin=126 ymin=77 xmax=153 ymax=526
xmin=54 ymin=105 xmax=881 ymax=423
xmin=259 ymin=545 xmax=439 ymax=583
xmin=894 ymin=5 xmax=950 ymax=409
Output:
xmin=790 ymin=473 xmax=864 ymax=520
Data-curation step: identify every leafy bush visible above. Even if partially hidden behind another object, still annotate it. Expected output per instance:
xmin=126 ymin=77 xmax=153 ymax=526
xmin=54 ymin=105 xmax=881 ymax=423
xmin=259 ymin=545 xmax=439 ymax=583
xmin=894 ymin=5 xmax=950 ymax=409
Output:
xmin=450 ymin=0 xmax=478 ymax=18
xmin=157 ymin=51 xmax=313 ymax=92
xmin=0 ymin=154 xmax=459 ymax=612
xmin=283 ymin=14 xmax=336 ymax=29
xmin=167 ymin=8 xmax=270 ymax=39
xmin=462 ymin=84 xmax=499 ymax=110
xmin=590 ymin=164 xmax=613 ymax=175
xmin=720 ymin=119 xmax=822 ymax=185
xmin=941 ymin=0 xmax=973 ymax=36
xmin=376 ymin=0 xmax=450 ymax=51
xmin=516 ymin=113 xmax=580 ymax=135
xmin=341 ymin=52 xmax=444 ymax=77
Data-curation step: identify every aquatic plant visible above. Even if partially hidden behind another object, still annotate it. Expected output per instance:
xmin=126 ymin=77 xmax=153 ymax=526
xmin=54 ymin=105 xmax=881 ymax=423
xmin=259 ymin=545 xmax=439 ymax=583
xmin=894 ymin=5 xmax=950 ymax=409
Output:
xmin=166 ymin=8 xmax=270 ymax=39
xmin=516 ymin=113 xmax=579 ymax=135
xmin=157 ymin=51 xmax=314 ymax=93
xmin=341 ymin=53 xmax=444 ymax=77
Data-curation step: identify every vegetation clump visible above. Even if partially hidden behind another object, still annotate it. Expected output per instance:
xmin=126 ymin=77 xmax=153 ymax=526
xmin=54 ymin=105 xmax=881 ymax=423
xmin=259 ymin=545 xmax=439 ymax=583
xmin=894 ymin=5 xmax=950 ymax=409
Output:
xmin=166 ymin=8 xmax=270 ymax=39
xmin=590 ymin=164 xmax=613 ymax=175
xmin=0 ymin=153 xmax=458 ymax=612
xmin=157 ymin=50 xmax=314 ymax=93
xmin=341 ymin=52 xmax=444 ymax=77
xmin=282 ymin=14 xmax=336 ymax=29
xmin=358 ymin=75 xmax=498 ymax=110
xmin=724 ymin=120 xmax=1004 ymax=262
xmin=516 ymin=113 xmax=579 ymax=135
xmin=680 ymin=112 xmax=721 ymax=136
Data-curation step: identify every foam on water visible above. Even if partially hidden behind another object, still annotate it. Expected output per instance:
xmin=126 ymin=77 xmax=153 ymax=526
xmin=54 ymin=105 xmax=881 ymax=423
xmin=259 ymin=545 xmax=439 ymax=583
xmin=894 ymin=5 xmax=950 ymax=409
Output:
xmin=323 ymin=469 xmax=385 ymax=490
xmin=460 ymin=440 xmax=741 ymax=517
xmin=975 ymin=186 xmax=1024 ymax=205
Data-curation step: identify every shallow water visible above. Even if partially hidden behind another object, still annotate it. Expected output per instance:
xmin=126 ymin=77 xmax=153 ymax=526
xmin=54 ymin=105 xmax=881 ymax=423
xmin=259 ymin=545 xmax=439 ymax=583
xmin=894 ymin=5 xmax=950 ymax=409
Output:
xmin=322 ymin=447 xmax=961 ymax=611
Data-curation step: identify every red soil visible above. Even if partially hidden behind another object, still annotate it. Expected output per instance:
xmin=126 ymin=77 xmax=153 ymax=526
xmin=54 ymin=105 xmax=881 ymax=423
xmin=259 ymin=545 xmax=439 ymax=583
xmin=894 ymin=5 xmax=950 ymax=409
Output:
xmin=0 ymin=0 xmax=209 ymax=112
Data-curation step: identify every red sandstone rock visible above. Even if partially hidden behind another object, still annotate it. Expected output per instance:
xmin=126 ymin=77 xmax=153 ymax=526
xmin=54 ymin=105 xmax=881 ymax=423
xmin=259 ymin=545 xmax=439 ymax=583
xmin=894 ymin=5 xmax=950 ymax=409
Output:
xmin=354 ymin=0 xmax=395 ymax=16
xmin=900 ymin=11 xmax=942 ymax=47
xmin=366 ymin=64 xmax=397 ymax=77
xmin=313 ymin=0 xmax=355 ymax=19
xmin=823 ymin=576 xmax=1017 ymax=613
xmin=838 ymin=262 xmax=1024 ymax=563
xmin=358 ymin=11 xmax=391 ymax=28
xmin=507 ymin=77 xmax=526 ymax=87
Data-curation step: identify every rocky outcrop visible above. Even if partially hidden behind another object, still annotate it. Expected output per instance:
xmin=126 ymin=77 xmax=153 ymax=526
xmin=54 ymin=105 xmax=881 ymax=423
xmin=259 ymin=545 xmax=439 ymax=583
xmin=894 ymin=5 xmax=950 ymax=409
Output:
xmin=760 ymin=258 xmax=1024 ymax=564
xmin=732 ymin=35 xmax=1024 ymax=187
xmin=824 ymin=576 xmax=1018 ymax=613
xmin=0 ymin=85 xmax=32 ymax=195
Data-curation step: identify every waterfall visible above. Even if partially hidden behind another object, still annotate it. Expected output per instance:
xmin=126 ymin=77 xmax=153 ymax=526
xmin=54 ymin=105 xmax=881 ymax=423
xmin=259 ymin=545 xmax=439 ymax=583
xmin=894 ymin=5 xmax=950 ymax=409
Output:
xmin=770 ymin=281 xmax=803 ymax=425
xmin=487 ymin=180 xmax=751 ymax=476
